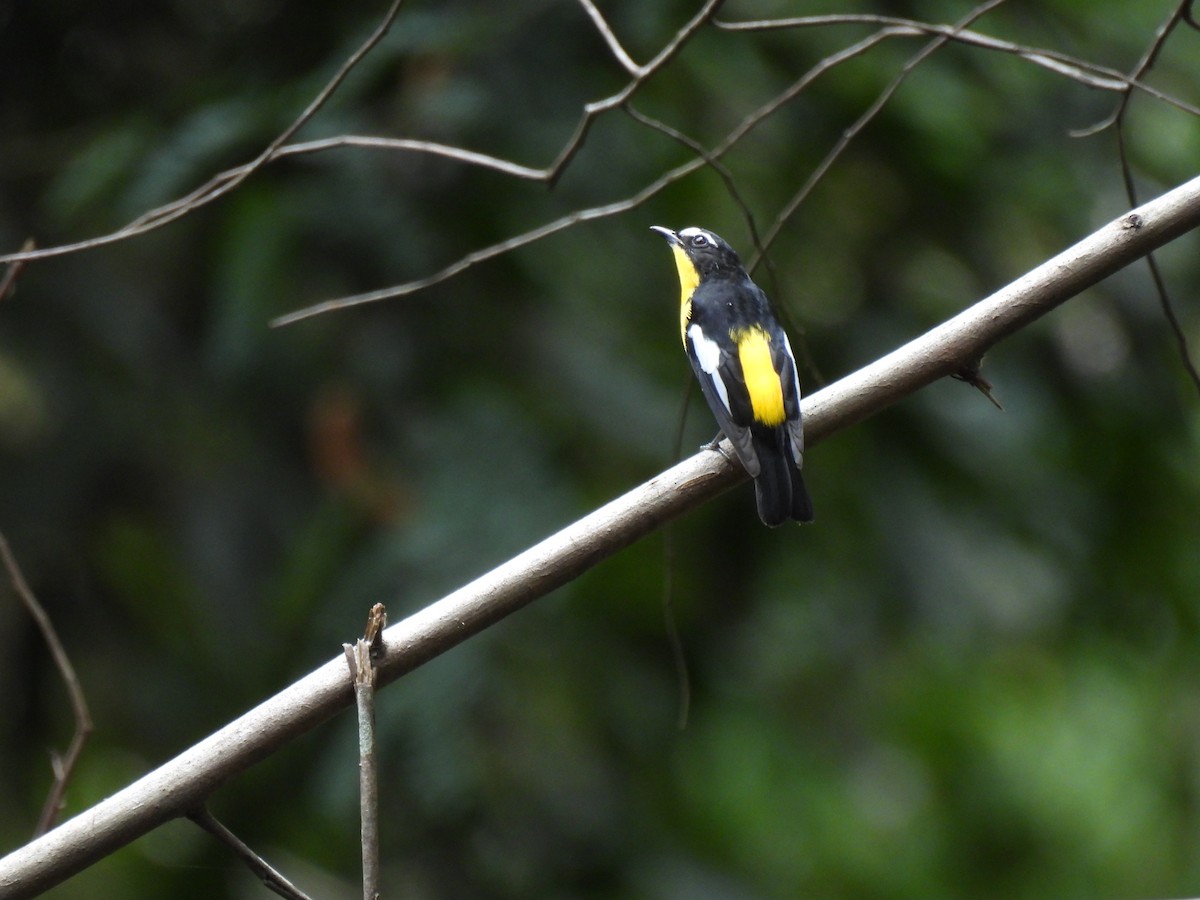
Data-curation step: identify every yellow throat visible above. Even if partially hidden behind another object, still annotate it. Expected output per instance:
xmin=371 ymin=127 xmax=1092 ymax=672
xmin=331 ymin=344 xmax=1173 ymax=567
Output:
xmin=669 ymin=244 xmax=700 ymax=344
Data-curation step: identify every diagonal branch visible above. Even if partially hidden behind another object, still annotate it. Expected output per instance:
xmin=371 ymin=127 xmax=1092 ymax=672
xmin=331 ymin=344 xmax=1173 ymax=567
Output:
xmin=4 ymin=171 xmax=1200 ymax=900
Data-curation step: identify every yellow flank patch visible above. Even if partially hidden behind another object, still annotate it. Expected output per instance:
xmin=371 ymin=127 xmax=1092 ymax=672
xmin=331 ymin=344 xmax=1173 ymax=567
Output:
xmin=734 ymin=327 xmax=786 ymax=425
xmin=670 ymin=244 xmax=700 ymax=344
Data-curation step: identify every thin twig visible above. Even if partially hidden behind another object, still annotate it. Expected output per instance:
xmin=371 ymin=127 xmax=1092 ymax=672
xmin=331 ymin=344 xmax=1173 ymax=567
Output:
xmin=0 ymin=533 xmax=93 ymax=837
xmin=270 ymin=152 xmax=711 ymax=325
xmin=0 ymin=240 xmax=34 ymax=302
xmin=187 ymin=807 xmax=313 ymax=900
xmin=623 ymin=104 xmax=810 ymax=361
xmin=271 ymin=26 xmax=896 ymax=326
xmin=1114 ymin=125 xmax=1200 ymax=395
xmin=0 ymin=0 xmax=407 ymax=265
xmin=623 ymin=105 xmax=769 ymax=265
xmin=542 ymin=0 xmax=726 ymax=184
xmin=715 ymin=14 xmax=1200 ymax=115
xmin=1141 ymin=237 xmax=1200 ymax=396
xmin=576 ymin=0 xmax=640 ymax=75
xmin=153 ymin=135 xmax=552 ymax=203
xmin=1100 ymin=1 xmax=1200 ymax=396
xmin=130 ymin=0 xmax=407 ymax=229
xmin=344 ymin=604 xmax=386 ymax=900
xmin=752 ymin=0 xmax=1010 ymax=268
xmin=278 ymin=1 xmax=1200 ymax=326
xmin=721 ymin=2 xmax=1200 ymax=393
xmin=0 ymin=0 xmax=726 ymax=267
xmin=275 ymin=18 xmax=877 ymax=324
xmin=0 ymin=137 xmax=546 ymax=270
xmin=7 ymin=0 xmax=1199 ymax=326
xmin=1074 ymin=0 xmax=1200 ymax=137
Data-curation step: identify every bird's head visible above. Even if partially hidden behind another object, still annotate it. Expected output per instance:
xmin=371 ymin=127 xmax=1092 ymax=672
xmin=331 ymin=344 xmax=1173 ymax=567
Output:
xmin=650 ymin=225 xmax=744 ymax=281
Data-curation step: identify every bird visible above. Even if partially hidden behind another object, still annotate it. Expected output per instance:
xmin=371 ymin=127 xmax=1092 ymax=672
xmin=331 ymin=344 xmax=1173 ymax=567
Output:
xmin=651 ymin=225 xmax=814 ymax=526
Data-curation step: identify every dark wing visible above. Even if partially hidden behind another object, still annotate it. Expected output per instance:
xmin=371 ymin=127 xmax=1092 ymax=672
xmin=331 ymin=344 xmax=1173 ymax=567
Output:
xmin=684 ymin=321 xmax=761 ymax=477
xmin=772 ymin=328 xmax=805 ymax=468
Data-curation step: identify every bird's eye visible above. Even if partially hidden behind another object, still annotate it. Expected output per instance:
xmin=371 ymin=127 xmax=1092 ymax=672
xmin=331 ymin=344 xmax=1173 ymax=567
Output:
xmin=690 ymin=233 xmax=709 ymax=248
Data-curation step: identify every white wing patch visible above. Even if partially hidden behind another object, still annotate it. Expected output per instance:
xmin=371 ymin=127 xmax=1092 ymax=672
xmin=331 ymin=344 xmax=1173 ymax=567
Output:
xmin=687 ymin=323 xmax=731 ymax=414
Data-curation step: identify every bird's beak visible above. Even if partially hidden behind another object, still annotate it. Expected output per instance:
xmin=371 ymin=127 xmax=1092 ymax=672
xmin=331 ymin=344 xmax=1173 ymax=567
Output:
xmin=650 ymin=225 xmax=679 ymax=245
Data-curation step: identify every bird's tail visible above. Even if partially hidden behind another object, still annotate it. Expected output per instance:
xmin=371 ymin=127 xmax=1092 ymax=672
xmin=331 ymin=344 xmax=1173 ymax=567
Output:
xmin=751 ymin=428 xmax=814 ymax=527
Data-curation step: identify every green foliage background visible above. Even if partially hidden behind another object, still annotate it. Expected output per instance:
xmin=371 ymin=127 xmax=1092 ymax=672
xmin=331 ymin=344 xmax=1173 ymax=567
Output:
xmin=1 ymin=0 xmax=1199 ymax=896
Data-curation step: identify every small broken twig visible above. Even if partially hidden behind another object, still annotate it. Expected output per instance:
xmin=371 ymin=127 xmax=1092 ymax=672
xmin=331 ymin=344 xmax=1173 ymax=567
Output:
xmin=344 ymin=603 xmax=387 ymax=900
xmin=952 ymin=360 xmax=1005 ymax=410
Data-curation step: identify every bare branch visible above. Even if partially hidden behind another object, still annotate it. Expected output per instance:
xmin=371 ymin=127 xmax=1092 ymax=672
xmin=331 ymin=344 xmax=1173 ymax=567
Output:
xmin=4 ymin=172 xmax=1200 ymax=899
xmin=5 ymin=0 xmax=1197 ymax=306
xmin=541 ymin=0 xmax=726 ymax=183
xmin=0 ymin=137 xmax=546 ymax=271
xmin=1079 ymin=0 xmax=1200 ymax=395
xmin=716 ymin=13 xmax=1200 ymax=114
xmin=187 ymin=807 xmax=313 ymax=900
xmin=1076 ymin=0 xmax=1200 ymax=136
xmin=270 ymin=153 xmax=710 ymax=325
xmin=622 ymin=105 xmax=768 ymax=264
xmin=0 ymin=0 xmax=408 ymax=265
xmin=10 ymin=0 xmax=1195 ymax=330
xmin=753 ymin=0 xmax=1010 ymax=268
xmin=277 ymin=0 xmax=1200 ymax=327
xmin=273 ymin=135 xmax=550 ymax=179
xmin=1111 ymin=121 xmax=1200 ymax=396
xmin=0 ymin=0 xmax=727 ymax=267
xmin=620 ymin=103 xmax=802 ymax=352
xmin=1186 ymin=0 xmax=1200 ymax=30
xmin=0 ymin=533 xmax=93 ymax=837
xmin=576 ymin=0 xmax=640 ymax=75
xmin=0 ymin=240 xmax=34 ymax=302
xmin=345 ymin=604 xmax=386 ymax=900
xmin=272 ymin=25 xmax=894 ymax=326
xmin=1143 ymin=242 xmax=1200 ymax=395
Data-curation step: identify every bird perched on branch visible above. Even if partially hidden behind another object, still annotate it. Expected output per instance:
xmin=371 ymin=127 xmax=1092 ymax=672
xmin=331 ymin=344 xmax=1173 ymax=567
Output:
xmin=651 ymin=225 xmax=814 ymax=526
